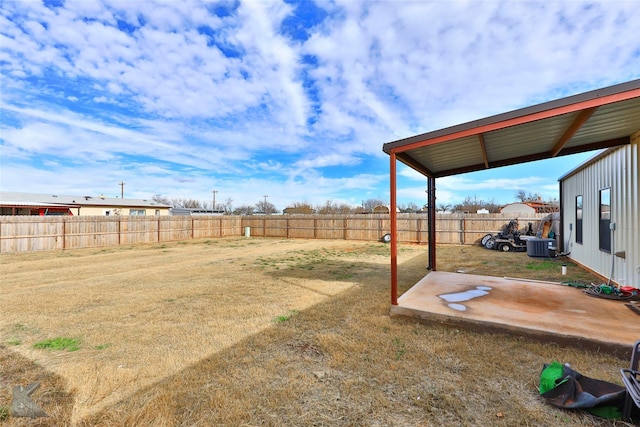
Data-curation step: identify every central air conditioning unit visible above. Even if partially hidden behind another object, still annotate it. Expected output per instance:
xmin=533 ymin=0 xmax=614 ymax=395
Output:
xmin=526 ymin=238 xmax=556 ymax=258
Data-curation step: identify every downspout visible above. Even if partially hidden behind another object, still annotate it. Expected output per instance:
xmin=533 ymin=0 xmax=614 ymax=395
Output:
xmin=390 ymin=152 xmax=398 ymax=305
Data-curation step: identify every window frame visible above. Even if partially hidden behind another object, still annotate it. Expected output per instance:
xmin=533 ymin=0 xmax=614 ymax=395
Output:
xmin=598 ymin=187 xmax=611 ymax=253
xmin=575 ymin=195 xmax=583 ymax=244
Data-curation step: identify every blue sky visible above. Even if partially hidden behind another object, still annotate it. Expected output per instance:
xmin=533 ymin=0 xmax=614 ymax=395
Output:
xmin=1 ymin=0 xmax=639 ymax=211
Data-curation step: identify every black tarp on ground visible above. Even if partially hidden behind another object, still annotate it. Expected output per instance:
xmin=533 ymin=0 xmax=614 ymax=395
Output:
xmin=540 ymin=362 xmax=626 ymax=419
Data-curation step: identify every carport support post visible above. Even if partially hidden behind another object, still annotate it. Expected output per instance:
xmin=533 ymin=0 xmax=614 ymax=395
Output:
xmin=427 ymin=176 xmax=436 ymax=271
xmin=390 ymin=152 xmax=398 ymax=305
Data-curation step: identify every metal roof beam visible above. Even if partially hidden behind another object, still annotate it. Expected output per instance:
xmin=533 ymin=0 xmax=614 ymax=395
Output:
xmin=550 ymin=107 xmax=598 ymax=157
xmin=478 ymin=133 xmax=489 ymax=168
xmin=396 ymin=153 xmax=435 ymax=178
xmin=434 ymin=136 xmax=630 ymax=178
xmin=554 ymin=136 xmax=630 ymax=156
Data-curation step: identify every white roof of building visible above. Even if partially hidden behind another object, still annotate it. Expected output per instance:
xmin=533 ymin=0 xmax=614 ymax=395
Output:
xmin=0 ymin=191 xmax=171 ymax=208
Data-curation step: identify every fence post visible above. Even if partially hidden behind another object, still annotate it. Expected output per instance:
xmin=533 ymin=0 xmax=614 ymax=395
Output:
xmin=62 ymin=217 xmax=66 ymax=250
xmin=343 ymin=217 xmax=348 ymax=240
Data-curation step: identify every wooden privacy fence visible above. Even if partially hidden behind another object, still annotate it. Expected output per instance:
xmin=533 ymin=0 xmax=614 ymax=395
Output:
xmin=244 ymin=213 xmax=549 ymax=242
xmin=0 ymin=216 xmax=243 ymax=253
xmin=0 ymin=213 xmax=549 ymax=254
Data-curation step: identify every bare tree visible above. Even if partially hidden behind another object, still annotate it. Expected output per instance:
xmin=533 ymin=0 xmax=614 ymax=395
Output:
xmin=362 ymin=198 xmax=387 ymax=213
xmin=335 ymin=203 xmax=354 ymax=214
xmin=515 ymin=190 xmax=527 ymax=202
xmin=515 ymin=190 xmax=544 ymax=202
xmin=399 ymin=202 xmax=420 ymax=213
xmin=284 ymin=202 xmax=315 ymax=214
xmin=255 ymin=199 xmax=277 ymax=215
xmin=222 ymin=197 xmax=234 ymax=215
xmin=290 ymin=201 xmax=314 ymax=209
xmin=152 ymin=194 xmax=172 ymax=206
xmin=171 ymin=198 xmax=206 ymax=208
xmin=483 ymin=199 xmax=503 ymax=213
xmin=316 ymin=200 xmax=339 ymax=214
xmin=233 ymin=204 xmax=254 ymax=215
xmin=452 ymin=196 xmax=502 ymax=213
xmin=436 ymin=203 xmax=452 ymax=213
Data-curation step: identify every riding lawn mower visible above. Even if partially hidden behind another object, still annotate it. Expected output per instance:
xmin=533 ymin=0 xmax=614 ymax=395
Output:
xmin=480 ymin=219 xmax=538 ymax=252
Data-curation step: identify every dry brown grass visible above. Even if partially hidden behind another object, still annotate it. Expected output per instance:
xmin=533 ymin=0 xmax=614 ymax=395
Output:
xmin=0 ymin=238 xmax=631 ymax=426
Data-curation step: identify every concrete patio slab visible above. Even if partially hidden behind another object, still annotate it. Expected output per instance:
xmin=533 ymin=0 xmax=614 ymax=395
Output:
xmin=390 ymin=271 xmax=639 ymax=357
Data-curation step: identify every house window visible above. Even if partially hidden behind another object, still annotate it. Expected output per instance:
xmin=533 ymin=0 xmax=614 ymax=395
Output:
xmin=575 ymin=195 xmax=583 ymax=244
xmin=599 ymin=188 xmax=611 ymax=252
xmin=130 ymin=209 xmax=146 ymax=216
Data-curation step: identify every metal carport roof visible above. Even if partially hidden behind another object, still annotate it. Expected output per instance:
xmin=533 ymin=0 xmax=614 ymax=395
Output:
xmin=383 ymin=79 xmax=640 ymax=178
xmin=383 ymin=79 xmax=640 ymax=305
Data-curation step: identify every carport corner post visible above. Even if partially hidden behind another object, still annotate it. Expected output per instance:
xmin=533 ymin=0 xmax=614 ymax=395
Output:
xmin=390 ymin=152 xmax=398 ymax=305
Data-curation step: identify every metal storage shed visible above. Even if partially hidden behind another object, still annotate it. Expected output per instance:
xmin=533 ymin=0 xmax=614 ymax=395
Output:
xmin=383 ymin=80 xmax=640 ymax=305
xmin=559 ymin=141 xmax=639 ymax=289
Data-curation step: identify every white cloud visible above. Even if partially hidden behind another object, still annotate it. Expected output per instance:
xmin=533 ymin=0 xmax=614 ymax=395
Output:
xmin=1 ymin=0 xmax=638 ymax=208
xmin=293 ymin=153 xmax=361 ymax=169
xmin=437 ymin=175 xmax=546 ymax=192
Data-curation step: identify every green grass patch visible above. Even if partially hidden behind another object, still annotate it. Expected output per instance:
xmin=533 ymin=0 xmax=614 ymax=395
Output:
xmin=0 ymin=406 xmax=9 ymax=421
xmin=12 ymin=323 xmax=28 ymax=332
xmin=33 ymin=337 xmax=81 ymax=352
xmin=5 ymin=338 xmax=21 ymax=346
xmin=95 ymin=343 xmax=111 ymax=350
xmin=392 ymin=337 xmax=407 ymax=360
xmin=525 ymin=260 xmax=558 ymax=271
xmin=274 ymin=310 xmax=299 ymax=323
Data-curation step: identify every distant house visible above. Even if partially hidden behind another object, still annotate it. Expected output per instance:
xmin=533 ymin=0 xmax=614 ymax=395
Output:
xmin=282 ymin=206 xmax=315 ymax=215
xmin=500 ymin=201 xmax=558 ymax=214
xmin=0 ymin=191 xmax=171 ymax=216
xmin=373 ymin=205 xmax=390 ymax=214
xmin=170 ymin=207 xmax=225 ymax=216
xmin=372 ymin=205 xmax=401 ymax=214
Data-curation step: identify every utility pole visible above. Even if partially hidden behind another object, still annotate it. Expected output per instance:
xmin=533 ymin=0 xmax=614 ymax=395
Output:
xmin=212 ymin=190 xmax=218 ymax=213
xmin=119 ymin=181 xmax=125 ymax=199
xmin=263 ymin=195 xmax=268 ymax=214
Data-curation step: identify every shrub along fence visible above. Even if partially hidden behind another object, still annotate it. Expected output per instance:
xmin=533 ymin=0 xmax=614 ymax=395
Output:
xmin=0 ymin=213 xmax=549 ymax=254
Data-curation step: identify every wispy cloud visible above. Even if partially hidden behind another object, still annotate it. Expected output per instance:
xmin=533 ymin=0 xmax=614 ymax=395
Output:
xmin=1 ymin=0 xmax=638 ymax=209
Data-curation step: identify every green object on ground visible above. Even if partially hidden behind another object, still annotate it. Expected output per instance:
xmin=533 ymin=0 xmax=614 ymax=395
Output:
xmin=539 ymin=361 xmax=565 ymax=394
xmin=539 ymin=362 xmax=625 ymax=420
xmin=587 ymin=405 xmax=622 ymax=419
xmin=561 ymin=281 xmax=588 ymax=288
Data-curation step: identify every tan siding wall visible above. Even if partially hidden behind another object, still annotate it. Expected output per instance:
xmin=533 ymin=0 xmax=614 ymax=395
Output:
xmin=77 ymin=206 xmax=170 ymax=216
